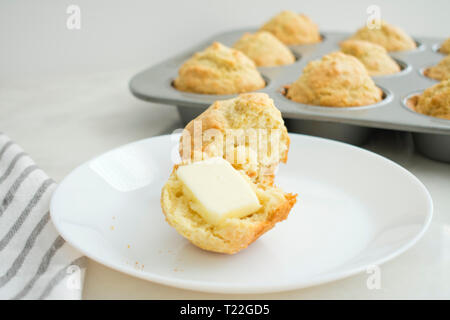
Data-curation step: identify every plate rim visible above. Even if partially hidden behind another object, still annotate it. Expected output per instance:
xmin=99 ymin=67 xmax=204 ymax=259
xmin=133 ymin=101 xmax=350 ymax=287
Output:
xmin=50 ymin=133 xmax=433 ymax=294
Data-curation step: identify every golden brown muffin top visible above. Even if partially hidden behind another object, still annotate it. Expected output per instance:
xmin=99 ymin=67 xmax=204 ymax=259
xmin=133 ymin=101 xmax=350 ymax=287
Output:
xmin=233 ymin=31 xmax=296 ymax=67
xmin=286 ymin=52 xmax=383 ymax=107
xmin=180 ymin=92 xmax=290 ymax=185
xmin=424 ymin=55 xmax=450 ymax=81
xmin=260 ymin=10 xmax=321 ymax=45
xmin=414 ymin=80 xmax=450 ymax=120
xmin=349 ymin=20 xmax=416 ymax=52
xmin=173 ymin=42 xmax=265 ymax=95
xmin=440 ymin=38 xmax=450 ymax=54
xmin=340 ymin=39 xmax=400 ymax=76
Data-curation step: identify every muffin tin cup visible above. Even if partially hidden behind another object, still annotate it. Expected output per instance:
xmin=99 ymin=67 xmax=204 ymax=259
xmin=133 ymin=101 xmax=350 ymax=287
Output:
xmin=129 ymin=29 xmax=450 ymax=161
xmin=413 ymin=133 xmax=450 ymax=162
xmin=278 ymin=85 xmax=392 ymax=145
xmin=177 ymin=105 xmax=206 ymax=126
xmin=403 ymin=93 xmax=450 ymax=163
xmin=285 ymin=119 xmax=373 ymax=145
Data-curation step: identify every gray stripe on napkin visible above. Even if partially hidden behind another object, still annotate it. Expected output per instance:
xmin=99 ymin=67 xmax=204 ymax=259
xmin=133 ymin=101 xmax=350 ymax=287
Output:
xmin=12 ymin=236 xmax=66 ymax=300
xmin=0 ymin=152 xmax=28 ymax=184
xmin=0 ymin=178 xmax=54 ymax=250
xmin=0 ymin=212 xmax=50 ymax=287
xmin=0 ymin=134 xmax=85 ymax=299
xmin=0 ymin=165 xmax=39 ymax=216
xmin=38 ymin=256 xmax=87 ymax=300
xmin=0 ymin=141 xmax=14 ymax=161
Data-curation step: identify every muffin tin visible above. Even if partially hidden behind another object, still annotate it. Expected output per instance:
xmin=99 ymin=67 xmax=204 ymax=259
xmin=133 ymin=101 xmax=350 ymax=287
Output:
xmin=129 ymin=28 xmax=450 ymax=162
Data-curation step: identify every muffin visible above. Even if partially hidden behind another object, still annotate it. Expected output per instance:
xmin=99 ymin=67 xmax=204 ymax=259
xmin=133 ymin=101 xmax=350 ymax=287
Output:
xmin=340 ymin=39 xmax=401 ymax=76
xmin=411 ymin=80 xmax=450 ymax=120
xmin=161 ymin=93 xmax=296 ymax=254
xmin=260 ymin=10 xmax=321 ymax=45
xmin=286 ymin=52 xmax=383 ymax=107
xmin=349 ymin=20 xmax=416 ymax=52
xmin=439 ymin=38 xmax=450 ymax=54
xmin=179 ymin=93 xmax=290 ymax=185
xmin=424 ymin=55 xmax=450 ymax=81
xmin=161 ymin=162 xmax=297 ymax=254
xmin=233 ymin=31 xmax=296 ymax=67
xmin=173 ymin=42 xmax=265 ymax=95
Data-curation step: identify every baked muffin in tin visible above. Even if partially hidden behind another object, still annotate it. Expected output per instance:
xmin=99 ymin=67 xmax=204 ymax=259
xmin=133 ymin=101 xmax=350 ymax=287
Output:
xmin=260 ymin=10 xmax=321 ymax=45
xmin=174 ymin=42 xmax=265 ymax=95
xmin=340 ymin=39 xmax=400 ymax=76
xmin=424 ymin=55 xmax=450 ymax=81
xmin=286 ymin=52 xmax=383 ymax=107
xmin=439 ymin=38 xmax=450 ymax=54
xmin=349 ymin=20 xmax=416 ymax=52
xmin=410 ymin=80 xmax=450 ymax=120
xmin=233 ymin=31 xmax=296 ymax=67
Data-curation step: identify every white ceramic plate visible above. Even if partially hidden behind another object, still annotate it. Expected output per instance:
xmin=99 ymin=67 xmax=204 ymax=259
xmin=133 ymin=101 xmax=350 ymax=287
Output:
xmin=50 ymin=134 xmax=433 ymax=294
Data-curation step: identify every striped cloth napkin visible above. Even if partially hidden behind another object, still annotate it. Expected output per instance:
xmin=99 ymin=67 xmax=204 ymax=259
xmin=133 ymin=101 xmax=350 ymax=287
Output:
xmin=0 ymin=133 xmax=86 ymax=300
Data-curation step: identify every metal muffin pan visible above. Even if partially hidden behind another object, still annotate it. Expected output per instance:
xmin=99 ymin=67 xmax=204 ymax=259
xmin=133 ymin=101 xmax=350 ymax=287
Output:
xmin=402 ymin=91 xmax=450 ymax=162
xmin=129 ymin=28 xmax=450 ymax=162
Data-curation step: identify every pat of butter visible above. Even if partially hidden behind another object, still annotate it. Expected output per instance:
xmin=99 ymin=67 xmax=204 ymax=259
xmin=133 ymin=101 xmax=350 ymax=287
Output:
xmin=176 ymin=158 xmax=261 ymax=225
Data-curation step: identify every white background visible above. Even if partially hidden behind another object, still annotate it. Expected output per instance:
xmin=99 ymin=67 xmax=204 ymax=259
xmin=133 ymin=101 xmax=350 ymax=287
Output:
xmin=1 ymin=0 xmax=450 ymax=83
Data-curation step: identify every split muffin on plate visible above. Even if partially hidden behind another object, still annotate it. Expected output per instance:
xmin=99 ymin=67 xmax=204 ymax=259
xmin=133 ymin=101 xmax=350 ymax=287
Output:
xmin=161 ymin=93 xmax=297 ymax=254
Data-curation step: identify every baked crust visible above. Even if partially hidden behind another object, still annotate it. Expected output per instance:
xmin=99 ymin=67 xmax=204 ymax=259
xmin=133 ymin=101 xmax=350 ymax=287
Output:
xmin=424 ymin=55 xmax=450 ymax=81
xmin=179 ymin=93 xmax=290 ymax=185
xmin=340 ymin=39 xmax=400 ymax=76
xmin=161 ymin=167 xmax=297 ymax=254
xmin=349 ymin=20 xmax=416 ymax=52
xmin=413 ymin=80 xmax=450 ymax=120
xmin=161 ymin=93 xmax=296 ymax=254
xmin=440 ymin=38 xmax=450 ymax=54
xmin=233 ymin=31 xmax=295 ymax=67
xmin=260 ymin=10 xmax=321 ymax=45
xmin=286 ymin=52 xmax=383 ymax=107
xmin=173 ymin=42 xmax=265 ymax=95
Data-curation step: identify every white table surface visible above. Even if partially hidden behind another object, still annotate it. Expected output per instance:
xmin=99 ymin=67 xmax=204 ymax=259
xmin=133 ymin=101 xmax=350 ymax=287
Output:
xmin=1 ymin=68 xmax=449 ymax=299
